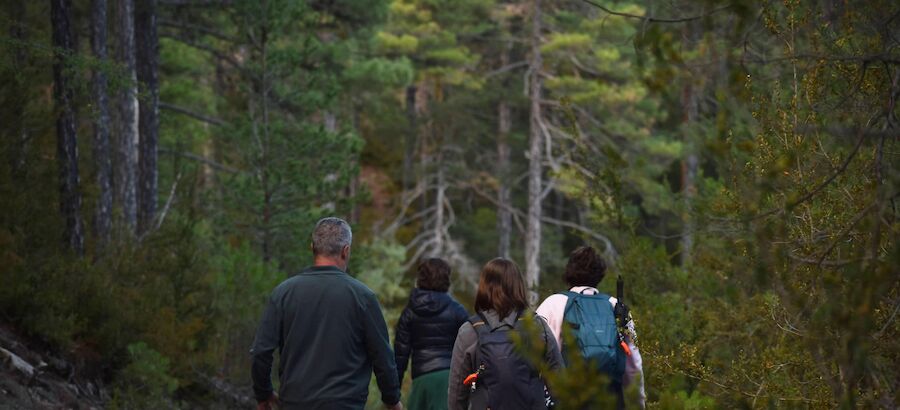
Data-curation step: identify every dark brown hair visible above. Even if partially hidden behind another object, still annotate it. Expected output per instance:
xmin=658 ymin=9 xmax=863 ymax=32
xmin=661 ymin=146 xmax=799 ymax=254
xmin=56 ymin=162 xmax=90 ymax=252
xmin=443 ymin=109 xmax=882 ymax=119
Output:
xmin=416 ymin=258 xmax=451 ymax=292
xmin=564 ymin=246 xmax=607 ymax=287
xmin=474 ymin=258 xmax=528 ymax=318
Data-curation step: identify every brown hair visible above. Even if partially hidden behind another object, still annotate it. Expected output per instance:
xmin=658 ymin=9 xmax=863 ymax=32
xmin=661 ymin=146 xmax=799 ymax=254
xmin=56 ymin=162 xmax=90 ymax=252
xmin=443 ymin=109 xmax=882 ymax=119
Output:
xmin=416 ymin=258 xmax=451 ymax=292
xmin=474 ymin=258 xmax=528 ymax=318
xmin=564 ymin=246 xmax=607 ymax=287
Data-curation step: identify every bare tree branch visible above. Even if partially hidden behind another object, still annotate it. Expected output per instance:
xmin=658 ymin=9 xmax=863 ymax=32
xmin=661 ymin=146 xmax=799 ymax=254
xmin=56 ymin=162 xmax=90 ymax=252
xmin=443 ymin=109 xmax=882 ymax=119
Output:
xmin=159 ymin=147 xmax=244 ymax=174
xmin=159 ymin=33 xmax=245 ymax=72
xmin=160 ymin=0 xmax=232 ymax=6
xmin=158 ymin=18 xmax=241 ymax=43
xmin=155 ymin=172 xmax=181 ymax=230
xmin=160 ymin=101 xmax=226 ymax=126
xmin=581 ymin=0 xmax=732 ymax=24
xmin=746 ymin=53 xmax=900 ymax=66
xmin=461 ymin=180 xmax=617 ymax=258
xmin=743 ymin=121 xmax=874 ymax=221
xmin=485 ymin=61 xmax=528 ymax=78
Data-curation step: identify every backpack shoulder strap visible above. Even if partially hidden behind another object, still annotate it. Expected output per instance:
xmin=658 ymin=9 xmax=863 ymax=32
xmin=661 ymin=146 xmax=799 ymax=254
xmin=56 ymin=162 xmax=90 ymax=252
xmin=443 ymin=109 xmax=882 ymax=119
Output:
xmin=467 ymin=314 xmax=487 ymax=368
xmin=469 ymin=313 xmax=488 ymax=331
xmin=592 ymin=292 xmax=614 ymax=313
xmin=561 ymin=291 xmax=580 ymax=317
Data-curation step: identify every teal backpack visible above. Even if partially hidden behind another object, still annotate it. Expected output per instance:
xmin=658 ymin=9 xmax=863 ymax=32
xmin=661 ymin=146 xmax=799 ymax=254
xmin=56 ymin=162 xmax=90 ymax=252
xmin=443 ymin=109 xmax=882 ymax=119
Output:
xmin=561 ymin=290 xmax=627 ymax=385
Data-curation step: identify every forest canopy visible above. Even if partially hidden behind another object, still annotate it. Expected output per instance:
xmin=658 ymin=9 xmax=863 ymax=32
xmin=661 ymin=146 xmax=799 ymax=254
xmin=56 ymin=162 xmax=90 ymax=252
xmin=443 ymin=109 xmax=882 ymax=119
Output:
xmin=0 ymin=0 xmax=897 ymax=408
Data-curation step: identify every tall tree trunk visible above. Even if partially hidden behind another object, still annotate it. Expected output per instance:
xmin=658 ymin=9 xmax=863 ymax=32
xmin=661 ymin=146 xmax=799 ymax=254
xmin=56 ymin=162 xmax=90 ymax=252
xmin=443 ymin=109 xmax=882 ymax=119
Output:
xmin=258 ymin=25 xmax=272 ymax=263
xmin=348 ymin=103 xmax=361 ymax=224
xmin=525 ymin=0 xmax=543 ymax=289
xmin=51 ymin=0 xmax=85 ymax=255
xmin=7 ymin=1 xmax=28 ymax=179
xmin=136 ymin=0 xmax=159 ymax=233
xmin=680 ymin=82 xmax=698 ymax=266
xmin=403 ymin=85 xmax=417 ymax=192
xmin=91 ymin=0 xmax=113 ymax=246
xmin=117 ymin=0 xmax=139 ymax=233
xmin=680 ymin=22 xmax=701 ymax=267
xmin=321 ymin=110 xmax=338 ymax=213
xmin=497 ymin=33 xmax=513 ymax=260
xmin=418 ymin=84 xmax=430 ymax=215
xmin=432 ymin=151 xmax=446 ymax=257
xmin=497 ymin=98 xmax=512 ymax=259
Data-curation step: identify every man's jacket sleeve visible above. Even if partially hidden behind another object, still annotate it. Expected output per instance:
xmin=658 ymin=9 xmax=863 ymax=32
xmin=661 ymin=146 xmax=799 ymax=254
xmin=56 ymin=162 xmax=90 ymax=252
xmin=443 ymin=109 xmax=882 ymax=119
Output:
xmin=364 ymin=294 xmax=401 ymax=405
xmin=250 ymin=292 xmax=282 ymax=402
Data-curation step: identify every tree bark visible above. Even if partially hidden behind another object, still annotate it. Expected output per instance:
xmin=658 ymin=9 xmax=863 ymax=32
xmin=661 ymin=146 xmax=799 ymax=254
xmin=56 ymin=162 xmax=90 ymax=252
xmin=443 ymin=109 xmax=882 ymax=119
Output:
xmin=7 ymin=1 xmax=28 ymax=180
xmin=349 ymin=103 xmax=361 ymax=224
xmin=51 ymin=0 xmax=85 ymax=255
xmin=680 ymin=82 xmax=698 ymax=266
xmin=136 ymin=0 xmax=159 ymax=233
xmin=431 ymin=152 xmax=446 ymax=257
xmin=680 ymin=21 xmax=701 ymax=267
xmin=403 ymin=85 xmax=417 ymax=192
xmin=117 ymin=0 xmax=139 ymax=233
xmin=497 ymin=41 xmax=513 ymax=259
xmin=257 ymin=24 xmax=272 ymax=263
xmin=497 ymin=98 xmax=512 ymax=259
xmin=91 ymin=0 xmax=113 ymax=246
xmin=524 ymin=0 xmax=543 ymax=289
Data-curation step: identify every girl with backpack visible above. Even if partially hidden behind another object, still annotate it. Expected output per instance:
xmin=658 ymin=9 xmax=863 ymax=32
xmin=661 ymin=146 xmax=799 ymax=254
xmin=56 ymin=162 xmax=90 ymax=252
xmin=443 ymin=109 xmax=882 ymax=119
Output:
xmin=535 ymin=246 xmax=646 ymax=409
xmin=448 ymin=258 xmax=562 ymax=410
xmin=394 ymin=258 xmax=470 ymax=410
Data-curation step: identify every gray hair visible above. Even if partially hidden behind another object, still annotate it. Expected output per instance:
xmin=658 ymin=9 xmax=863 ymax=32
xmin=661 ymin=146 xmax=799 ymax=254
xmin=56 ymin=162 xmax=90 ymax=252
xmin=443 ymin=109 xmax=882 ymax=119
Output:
xmin=312 ymin=217 xmax=352 ymax=257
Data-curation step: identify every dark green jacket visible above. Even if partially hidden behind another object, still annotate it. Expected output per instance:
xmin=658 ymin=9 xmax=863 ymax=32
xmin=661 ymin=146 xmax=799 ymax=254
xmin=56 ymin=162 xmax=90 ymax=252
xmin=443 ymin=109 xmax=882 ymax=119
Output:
xmin=250 ymin=265 xmax=401 ymax=409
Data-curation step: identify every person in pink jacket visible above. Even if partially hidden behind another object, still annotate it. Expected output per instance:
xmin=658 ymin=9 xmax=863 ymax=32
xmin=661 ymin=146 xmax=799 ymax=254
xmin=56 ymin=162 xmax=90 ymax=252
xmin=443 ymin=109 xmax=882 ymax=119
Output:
xmin=535 ymin=246 xmax=645 ymax=408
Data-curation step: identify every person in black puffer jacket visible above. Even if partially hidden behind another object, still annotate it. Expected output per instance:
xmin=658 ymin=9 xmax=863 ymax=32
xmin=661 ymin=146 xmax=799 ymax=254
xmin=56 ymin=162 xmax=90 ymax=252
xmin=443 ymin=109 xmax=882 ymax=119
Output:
xmin=394 ymin=258 xmax=469 ymax=410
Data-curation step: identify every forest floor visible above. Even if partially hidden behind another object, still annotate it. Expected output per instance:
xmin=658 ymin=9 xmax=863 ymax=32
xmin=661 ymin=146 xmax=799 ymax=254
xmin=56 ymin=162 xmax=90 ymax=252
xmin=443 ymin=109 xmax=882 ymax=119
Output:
xmin=0 ymin=322 xmax=106 ymax=410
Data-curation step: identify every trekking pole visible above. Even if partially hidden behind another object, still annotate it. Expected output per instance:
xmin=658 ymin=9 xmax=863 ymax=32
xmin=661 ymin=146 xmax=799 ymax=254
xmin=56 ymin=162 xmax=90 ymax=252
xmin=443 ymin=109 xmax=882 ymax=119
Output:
xmin=615 ymin=275 xmax=632 ymax=356
xmin=617 ymin=275 xmax=624 ymax=303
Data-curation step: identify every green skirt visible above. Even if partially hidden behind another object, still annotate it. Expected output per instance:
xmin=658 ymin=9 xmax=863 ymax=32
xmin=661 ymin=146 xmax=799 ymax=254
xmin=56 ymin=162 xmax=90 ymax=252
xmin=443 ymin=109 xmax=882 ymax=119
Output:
xmin=407 ymin=369 xmax=450 ymax=410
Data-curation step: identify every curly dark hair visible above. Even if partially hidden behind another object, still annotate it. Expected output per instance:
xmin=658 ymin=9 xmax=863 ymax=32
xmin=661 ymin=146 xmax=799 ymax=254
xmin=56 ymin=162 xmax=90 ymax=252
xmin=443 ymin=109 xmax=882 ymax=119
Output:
xmin=563 ymin=246 xmax=607 ymax=287
xmin=416 ymin=258 xmax=452 ymax=292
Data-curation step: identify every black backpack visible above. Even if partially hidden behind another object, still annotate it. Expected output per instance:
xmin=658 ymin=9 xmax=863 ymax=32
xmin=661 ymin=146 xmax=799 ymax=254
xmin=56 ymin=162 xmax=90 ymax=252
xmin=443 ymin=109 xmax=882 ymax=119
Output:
xmin=468 ymin=311 xmax=547 ymax=410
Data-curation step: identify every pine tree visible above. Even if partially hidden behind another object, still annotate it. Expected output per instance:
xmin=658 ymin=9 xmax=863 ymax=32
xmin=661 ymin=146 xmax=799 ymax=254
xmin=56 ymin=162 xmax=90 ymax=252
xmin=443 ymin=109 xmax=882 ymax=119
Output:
xmin=136 ymin=0 xmax=159 ymax=234
xmin=117 ymin=0 xmax=139 ymax=233
xmin=91 ymin=0 xmax=113 ymax=246
xmin=51 ymin=0 xmax=85 ymax=255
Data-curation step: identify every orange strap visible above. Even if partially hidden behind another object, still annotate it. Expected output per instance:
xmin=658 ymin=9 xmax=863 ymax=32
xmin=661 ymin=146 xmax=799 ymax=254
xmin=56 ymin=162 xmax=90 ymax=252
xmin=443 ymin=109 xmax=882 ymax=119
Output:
xmin=620 ymin=341 xmax=632 ymax=356
xmin=463 ymin=372 xmax=479 ymax=386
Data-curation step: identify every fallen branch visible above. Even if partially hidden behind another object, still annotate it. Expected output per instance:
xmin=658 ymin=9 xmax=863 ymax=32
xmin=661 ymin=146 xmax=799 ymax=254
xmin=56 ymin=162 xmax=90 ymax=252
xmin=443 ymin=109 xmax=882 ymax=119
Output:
xmin=1 ymin=347 xmax=34 ymax=378
xmin=193 ymin=371 xmax=255 ymax=408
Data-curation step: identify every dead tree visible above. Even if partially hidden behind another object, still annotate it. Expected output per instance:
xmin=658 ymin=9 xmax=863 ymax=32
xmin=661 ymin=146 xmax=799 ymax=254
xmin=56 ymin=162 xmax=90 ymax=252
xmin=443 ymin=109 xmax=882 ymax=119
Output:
xmin=525 ymin=0 xmax=544 ymax=289
xmin=117 ymin=0 xmax=140 ymax=233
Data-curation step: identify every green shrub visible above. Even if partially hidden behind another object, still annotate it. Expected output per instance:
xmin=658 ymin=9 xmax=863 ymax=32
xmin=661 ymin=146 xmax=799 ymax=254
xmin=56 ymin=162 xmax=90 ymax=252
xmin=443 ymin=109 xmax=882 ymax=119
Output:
xmin=108 ymin=342 xmax=180 ymax=410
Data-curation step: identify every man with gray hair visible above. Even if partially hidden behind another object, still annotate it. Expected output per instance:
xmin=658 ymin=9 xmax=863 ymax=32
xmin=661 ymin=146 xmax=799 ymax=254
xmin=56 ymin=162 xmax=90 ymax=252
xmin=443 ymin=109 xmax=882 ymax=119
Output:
xmin=251 ymin=217 xmax=403 ymax=410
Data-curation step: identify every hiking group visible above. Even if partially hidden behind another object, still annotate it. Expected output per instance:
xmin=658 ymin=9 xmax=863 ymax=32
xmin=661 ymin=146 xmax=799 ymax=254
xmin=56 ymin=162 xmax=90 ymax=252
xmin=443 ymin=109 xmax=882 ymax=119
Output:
xmin=251 ymin=217 xmax=645 ymax=410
